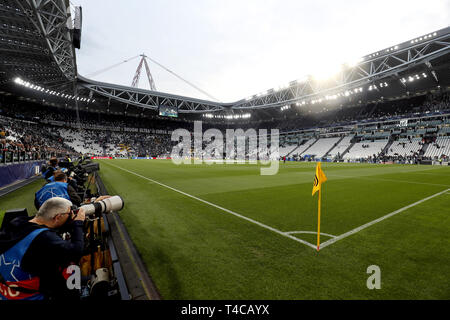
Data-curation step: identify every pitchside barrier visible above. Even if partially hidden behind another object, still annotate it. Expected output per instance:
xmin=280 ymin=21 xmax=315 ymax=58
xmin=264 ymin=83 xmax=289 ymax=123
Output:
xmin=0 ymin=160 xmax=45 ymax=189
xmin=93 ymin=171 xmax=161 ymax=300
xmin=432 ymin=161 xmax=449 ymax=166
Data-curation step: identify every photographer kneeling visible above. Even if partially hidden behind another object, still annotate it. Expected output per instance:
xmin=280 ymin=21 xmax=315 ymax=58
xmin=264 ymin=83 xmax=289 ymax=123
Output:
xmin=0 ymin=197 xmax=85 ymax=300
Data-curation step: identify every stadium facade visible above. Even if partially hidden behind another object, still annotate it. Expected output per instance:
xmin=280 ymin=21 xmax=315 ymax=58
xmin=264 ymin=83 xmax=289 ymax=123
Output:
xmin=0 ymin=0 xmax=449 ymax=163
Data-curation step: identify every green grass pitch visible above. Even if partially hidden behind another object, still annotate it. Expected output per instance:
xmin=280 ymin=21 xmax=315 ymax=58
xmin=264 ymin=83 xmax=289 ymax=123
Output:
xmin=1 ymin=160 xmax=449 ymax=299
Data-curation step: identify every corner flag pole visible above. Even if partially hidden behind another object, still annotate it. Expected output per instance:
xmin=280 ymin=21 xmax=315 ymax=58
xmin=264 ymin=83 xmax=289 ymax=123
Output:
xmin=317 ymin=188 xmax=321 ymax=251
xmin=312 ymin=162 xmax=326 ymax=252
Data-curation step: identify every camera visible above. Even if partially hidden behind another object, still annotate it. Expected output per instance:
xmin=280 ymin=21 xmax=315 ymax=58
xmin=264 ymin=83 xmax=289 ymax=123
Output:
xmin=67 ymin=195 xmax=125 ymax=299
xmin=72 ymin=195 xmax=124 ymax=218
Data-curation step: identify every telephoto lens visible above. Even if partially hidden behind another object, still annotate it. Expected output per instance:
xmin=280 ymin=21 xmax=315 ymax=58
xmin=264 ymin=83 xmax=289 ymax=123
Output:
xmin=80 ymin=195 xmax=124 ymax=217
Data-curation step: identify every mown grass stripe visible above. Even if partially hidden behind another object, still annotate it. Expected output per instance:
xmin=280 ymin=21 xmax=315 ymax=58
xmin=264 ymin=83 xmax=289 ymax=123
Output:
xmin=319 ymin=188 xmax=450 ymax=249
xmin=104 ymin=162 xmax=318 ymax=250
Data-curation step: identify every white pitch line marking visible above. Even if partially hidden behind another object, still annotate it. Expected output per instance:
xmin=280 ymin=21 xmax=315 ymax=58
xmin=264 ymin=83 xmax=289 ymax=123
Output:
xmin=319 ymin=188 xmax=450 ymax=250
xmin=328 ymin=173 xmax=450 ymax=188
xmin=104 ymin=161 xmax=449 ymax=252
xmin=290 ymin=171 xmax=450 ymax=188
xmin=284 ymin=231 xmax=337 ymax=238
xmin=105 ymin=162 xmax=318 ymax=250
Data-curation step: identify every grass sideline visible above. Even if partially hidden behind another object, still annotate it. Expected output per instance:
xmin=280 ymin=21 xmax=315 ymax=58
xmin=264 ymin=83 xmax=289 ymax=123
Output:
xmin=0 ymin=179 xmax=44 ymax=222
xmin=95 ymin=160 xmax=450 ymax=299
xmin=1 ymin=161 xmax=449 ymax=299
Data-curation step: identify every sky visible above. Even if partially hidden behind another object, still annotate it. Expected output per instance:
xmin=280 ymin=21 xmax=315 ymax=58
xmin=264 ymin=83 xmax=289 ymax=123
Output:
xmin=74 ymin=0 xmax=450 ymax=103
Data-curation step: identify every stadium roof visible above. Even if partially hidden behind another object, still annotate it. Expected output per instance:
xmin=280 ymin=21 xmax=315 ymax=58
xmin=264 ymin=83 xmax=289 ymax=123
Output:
xmin=1 ymin=0 xmax=449 ymax=115
xmin=0 ymin=0 xmax=77 ymax=87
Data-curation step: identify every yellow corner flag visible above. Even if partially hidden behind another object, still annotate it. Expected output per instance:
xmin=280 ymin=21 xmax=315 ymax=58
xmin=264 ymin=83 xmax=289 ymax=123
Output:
xmin=312 ymin=162 xmax=327 ymax=251
xmin=312 ymin=162 xmax=327 ymax=196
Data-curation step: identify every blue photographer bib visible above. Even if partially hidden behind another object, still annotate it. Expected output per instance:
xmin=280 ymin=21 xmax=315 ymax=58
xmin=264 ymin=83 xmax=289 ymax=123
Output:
xmin=0 ymin=228 xmax=48 ymax=300
xmin=35 ymin=182 xmax=70 ymax=207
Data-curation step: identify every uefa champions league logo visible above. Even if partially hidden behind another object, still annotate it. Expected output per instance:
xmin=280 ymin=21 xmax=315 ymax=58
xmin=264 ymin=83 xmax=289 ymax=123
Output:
xmin=171 ymin=121 xmax=280 ymax=175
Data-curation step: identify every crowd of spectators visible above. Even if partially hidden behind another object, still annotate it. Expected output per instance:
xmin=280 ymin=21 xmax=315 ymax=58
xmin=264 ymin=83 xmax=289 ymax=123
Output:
xmin=0 ymin=116 xmax=76 ymax=157
xmin=58 ymin=128 xmax=174 ymax=157
xmin=0 ymin=90 xmax=449 ymax=161
xmin=271 ymin=91 xmax=450 ymax=133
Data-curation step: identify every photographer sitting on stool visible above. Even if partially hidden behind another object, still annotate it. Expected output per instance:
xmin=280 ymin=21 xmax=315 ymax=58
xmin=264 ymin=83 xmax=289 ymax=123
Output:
xmin=35 ymin=170 xmax=82 ymax=210
xmin=0 ymin=197 xmax=86 ymax=300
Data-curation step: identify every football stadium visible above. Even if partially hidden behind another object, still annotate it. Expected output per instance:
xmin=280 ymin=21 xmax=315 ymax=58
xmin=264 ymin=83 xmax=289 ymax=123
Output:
xmin=0 ymin=0 xmax=449 ymax=305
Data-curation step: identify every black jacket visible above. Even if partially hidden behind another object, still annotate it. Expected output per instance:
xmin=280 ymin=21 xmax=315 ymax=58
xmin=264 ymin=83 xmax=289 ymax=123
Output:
xmin=0 ymin=216 xmax=85 ymax=299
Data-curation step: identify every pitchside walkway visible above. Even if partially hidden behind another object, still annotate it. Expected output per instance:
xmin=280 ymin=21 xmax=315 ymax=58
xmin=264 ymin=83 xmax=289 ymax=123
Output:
xmin=0 ymin=175 xmax=42 ymax=198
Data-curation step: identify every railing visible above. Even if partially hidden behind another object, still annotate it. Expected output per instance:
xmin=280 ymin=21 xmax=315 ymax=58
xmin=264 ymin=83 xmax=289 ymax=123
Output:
xmin=0 ymin=150 xmax=70 ymax=165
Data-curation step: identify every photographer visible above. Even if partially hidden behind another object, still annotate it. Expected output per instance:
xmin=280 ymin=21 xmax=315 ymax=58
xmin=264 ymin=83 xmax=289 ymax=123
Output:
xmin=0 ymin=197 xmax=85 ymax=300
xmin=34 ymin=170 xmax=82 ymax=209
xmin=42 ymin=157 xmax=60 ymax=181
